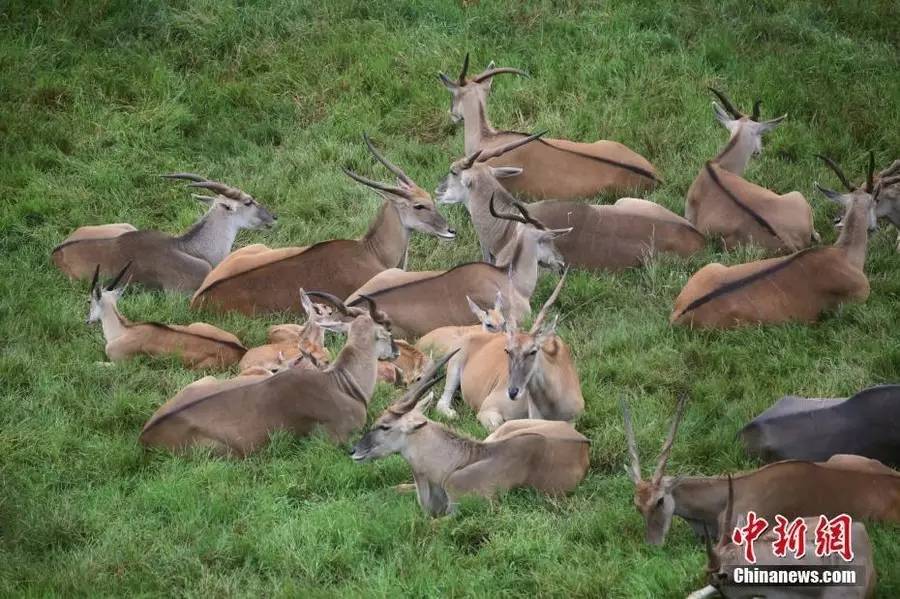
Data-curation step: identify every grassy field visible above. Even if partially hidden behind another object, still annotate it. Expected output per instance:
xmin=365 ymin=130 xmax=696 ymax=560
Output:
xmin=2 ymin=0 xmax=899 ymax=596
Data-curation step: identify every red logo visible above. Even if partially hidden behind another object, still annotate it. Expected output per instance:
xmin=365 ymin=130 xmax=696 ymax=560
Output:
xmin=730 ymin=513 xmax=854 ymax=564
xmin=814 ymin=514 xmax=854 ymax=561
xmin=731 ymin=511 xmax=769 ymax=563
xmin=772 ymin=515 xmax=807 ymax=559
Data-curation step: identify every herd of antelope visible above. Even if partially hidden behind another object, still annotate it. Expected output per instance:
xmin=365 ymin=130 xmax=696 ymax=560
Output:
xmin=52 ymin=55 xmax=900 ymax=597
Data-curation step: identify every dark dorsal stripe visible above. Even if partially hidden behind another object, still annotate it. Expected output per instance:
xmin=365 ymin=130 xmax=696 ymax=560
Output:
xmin=496 ymin=130 xmax=658 ymax=182
xmin=346 ymin=261 xmax=504 ymax=304
xmin=676 ymin=248 xmax=820 ymax=318
xmin=143 ymin=321 xmax=247 ymax=352
xmin=704 ymin=162 xmax=783 ymax=243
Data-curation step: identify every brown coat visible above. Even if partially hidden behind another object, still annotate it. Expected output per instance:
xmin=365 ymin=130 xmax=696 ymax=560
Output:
xmin=106 ymin=321 xmax=246 ymax=369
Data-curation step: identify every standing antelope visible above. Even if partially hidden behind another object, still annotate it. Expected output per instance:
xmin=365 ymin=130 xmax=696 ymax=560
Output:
xmin=190 ymin=135 xmax=456 ymax=315
xmin=439 ymin=54 xmax=658 ymax=199
xmin=237 ymin=289 xmax=331 ymax=374
xmin=345 ymin=197 xmax=570 ymax=340
xmin=350 ymin=353 xmax=590 ymax=517
xmin=53 ymin=174 xmax=276 ymax=292
xmin=139 ymin=293 xmax=398 ymax=456
xmin=688 ymin=479 xmax=877 ymax=599
xmin=685 ymin=88 xmax=815 ymax=252
xmin=621 ymin=397 xmax=900 ymax=546
xmin=436 ymin=272 xmax=583 ymax=429
xmin=436 ymin=145 xmax=704 ymax=269
xmin=671 ymin=154 xmax=876 ymax=329
xmin=86 ymin=263 xmax=246 ymax=369
xmin=415 ymin=292 xmax=506 ymax=356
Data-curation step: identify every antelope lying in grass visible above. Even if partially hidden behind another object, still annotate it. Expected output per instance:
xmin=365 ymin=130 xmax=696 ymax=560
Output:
xmin=87 ymin=264 xmax=246 ymax=369
xmin=685 ymin=89 xmax=815 ymax=252
xmin=416 ymin=292 xmax=506 ymax=356
xmin=436 ymin=272 xmax=583 ymax=429
xmin=54 ymin=174 xmax=276 ymax=292
xmin=436 ymin=147 xmax=704 ymax=269
xmin=350 ymin=353 xmax=590 ymax=517
xmin=191 ymin=135 xmax=455 ymax=315
xmin=741 ymin=385 xmax=900 ymax=468
xmin=345 ymin=191 xmax=571 ymax=339
xmin=670 ymin=154 xmax=875 ymax=328
xmin=687 ymin=478 xmax=877 ymax=599
xmin=439 ymin=54 xmax=658 ymax=198
xmin=237 ymin=289 xmax=331 ymax=374
xmin=377 ymin=340 xmax=431 ymax=387
xmin=621 ymin=397 xmax=900 ymax=546
xmin=140 ymin=293 xmax=398 ymax=456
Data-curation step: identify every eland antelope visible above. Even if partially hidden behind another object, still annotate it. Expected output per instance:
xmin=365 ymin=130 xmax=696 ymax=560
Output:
xmin=344 ymin=197 xmax=570 ymax=339
xmin=350 ymin=353 xmax=590 ymax=517
xmin=139 ymin=293 xmax=398 ymax=456
xmin=237 ymin=289 xmax=332 ymax=374
xmin=741 ymin=385 xmax=900 ymax=468
xmin=435 ymin=272 xmax=583 ymax=429
xmin=190 ymin=135 xmax=455 ymax=315
xmin=53 ymin=174 xmax=276 ymax=292
xmin=439 ymin=54 xmax=658 ymax=199
xmin=670 ymin=154 xmax=876 ymax=328
xmin=377 ymin=340 xmax=432 ymax=387
xmin=621 ymin=397 xmax=900 ymax=546
xmin=685 ymin=88 xmax=815 ymax=252
xmin=415 ymin=292 xmax=506 ymax=357
xmin=86 ymin=263 xmax=246 ymax=369
xmin=688 ymin=479 xmax=876 ymax=599
xmin=436 ymin=148 xmax=704 ymax=269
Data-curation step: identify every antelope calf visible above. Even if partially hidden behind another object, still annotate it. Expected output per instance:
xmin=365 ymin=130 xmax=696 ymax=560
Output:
xmin=688 ymin=478 xmax=876 ymax=599
xmin=671 ymin=154 xmax=875 ymax=329
xmin=685 ymin=89 xmax=814 ymax=252
xmin=350 ymin=354 xmax=590 ymax=517
xmin=436 ymin=143 xmax=703 ymax=269
xmin=191 ymin=135 xmax=456 ymax=315
xmin=436 ymin=272 xmax=583 ymax=429
xmin=86 ymin=264 xmax=246 ymax=369
xmin=377 ymin=340 xmax=431 ymax=387
xmin=741 ymin=385 xmax=900 ymax=468
xmin=621 ymin=397 xmax=900 ymax=546
xmin=439 ymin=54 xmax=658 ymax=198
xmin=140 ymin=293 xmax=398 ymax=456
xmin=416 ymin=292 xmax=506 ymax=356
xmin=53 ymin=174 xmax=276 ymax=292
xmin=238 ymin=289 xmax=331 ymax=373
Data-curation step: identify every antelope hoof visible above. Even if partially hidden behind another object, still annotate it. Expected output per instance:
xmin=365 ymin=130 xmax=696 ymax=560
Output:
xmin=812 ymin=229 xmax=821 ymax=243
xmin=393 ymin=483 xmax=416 ymax=494
xmin=479 ymin=412 xmax=504 ymax=431
xmin=436 ymin=403 xmax=458 ymax=420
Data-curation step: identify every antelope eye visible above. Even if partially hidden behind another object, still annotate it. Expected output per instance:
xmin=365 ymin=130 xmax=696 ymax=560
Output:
xmin=413 ymin=204 xmax=427 ymax=210
xmin=376 ymin=424 xmax=390 ymax=431
xmin=220 ymin=203 xmax=234 ymax=211
xmin=528 ymin=348 xmax=539 ymax=356
xmin=244 ymin=201 xmax=253 ymax=206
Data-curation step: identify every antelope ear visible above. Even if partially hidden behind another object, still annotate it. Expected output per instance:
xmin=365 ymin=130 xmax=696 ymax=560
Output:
xmin=494 ymin=290 xmax=504 ymax=311
xmin=490 ymin=166 xmax=523 ymax=179
xmin=480 ymin=61 xmax=496 ymax=89
xmin=536 ymin=314 xmax=559 ymax=343
xmin=548 ymin=227 xmax=574 ymax=239
xmin=815 ymin=183 xmax=847 ymax=205
xmin=191 ymin=193 xmax=216 ymax=205
xmin=757 ymin=114 xmax=787 ymax=133
xmin=466 ymin=295 xmax=487 ymax=320
xmin=438 ymin=72 xmax=457 ymax=90
xmin=400 ymin=411 xmax=428 ymax=433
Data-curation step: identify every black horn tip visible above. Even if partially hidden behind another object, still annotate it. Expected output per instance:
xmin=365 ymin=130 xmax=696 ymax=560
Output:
xmin=90 ymin=264 xmax=101 ymax=291
xmin=751 ymin=99 xmax=762 ymax=121
xmin=106 ymin=260 xmax=133 ymax=291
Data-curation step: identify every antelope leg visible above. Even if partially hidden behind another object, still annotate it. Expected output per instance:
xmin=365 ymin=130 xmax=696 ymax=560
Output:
xmin=436 ymin=354 xmax=463 ymax=418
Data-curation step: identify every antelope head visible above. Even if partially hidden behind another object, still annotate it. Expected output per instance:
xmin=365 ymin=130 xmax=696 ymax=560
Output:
xmin=306 ymin=291 xmax=399 ymax=361
xmin=161 ymin=173 xmax=277 ymax=230
xmin=505 ymin=270 xmax=567 ymax=401
xmin=873 ymin=159 xmax=900 ymax=228
xmin=86 ymin=262 xmax=132 ymax=324
xmin=490 ymin=193 xmax=570 ymax=273
xmin=435 ymin=132 xmax=546 ymax=206
xmin=620 ymin=395 xmax=689 ymax=546
xmin=708 ymin=88 xmax=786 ymax=158
xmin=815 ymin=152 xmax=879 ymax=232
xmin=466 ymin=290 xmax=507 ymax=333
xmin=350 ymin=350 xmax=457 ymax=461
xmin=438 ymin=53 xmax=527 ymax=124
xmin=344 ymin=134 xmax=456 ymax=240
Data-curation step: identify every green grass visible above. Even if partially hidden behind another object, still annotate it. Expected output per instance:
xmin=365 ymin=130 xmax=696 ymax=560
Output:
xmin=2 ymin=0 xmax=899 ymax=596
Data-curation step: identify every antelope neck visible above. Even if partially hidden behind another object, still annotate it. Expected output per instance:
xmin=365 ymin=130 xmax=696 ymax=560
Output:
xmin=178 ymin=209 xmax=242 ymax=267
xmin=362 ymin=202 xmax=410 ymax=269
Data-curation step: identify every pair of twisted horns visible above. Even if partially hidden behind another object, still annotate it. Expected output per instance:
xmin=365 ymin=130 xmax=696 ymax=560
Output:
xmin=461 ymin=130 xmax=547 ymax=170
xmin=815 ymin=151 xmax=876 ymax=194
xmin=488 ymin=192 xmax=549 ymax=231
xmin=389 ymin=349 xmax=460 ymax=416
xmin=161 ymin=173 xmax=254 ymax=202
xmin=343 ymin=133 xmax=418 ymax=198
xmin=305 ymin=290 xmax=388 ymax=326
xmin=90 ymin=261 xmax=132 ymax=294
xmin=439 ymin=53 xmax=528 ymax=87
xmin=708 ymin=88 xmax=763 ymax=121
xmin=621 ymin=393 xmax=689 ymax=486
